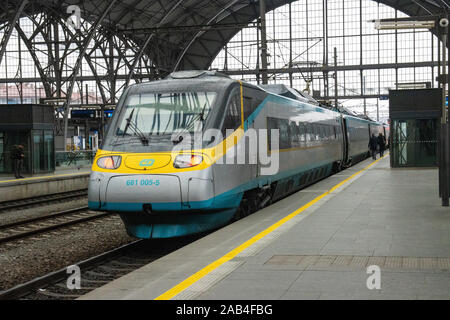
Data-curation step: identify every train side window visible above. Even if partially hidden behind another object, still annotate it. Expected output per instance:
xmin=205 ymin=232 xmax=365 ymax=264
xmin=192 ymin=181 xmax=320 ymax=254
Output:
xmin=243 ymin=86 xmax=265 ymax=121
xmin=308 ymin=124 xmax=312 ymax=141
xmin=221 ymin=88 xmax=241 ymax=137
xmin=299 ymin=123 xmax=305 ymax=142
xmin=252 ymin=98 xmax=264 ymax=111
xmin=267 ymin=117 xmax=291 ymax=150
xmin=267 ymin=118 xmax=276 ymax=151
xmin=290 ymin=121 xmax=299 ymax=145
xmin=298 ymin=123 xmax=304 ymax=142
xmin=243 ymin=96 xmax=253 ymax=120
xmin=279 ymin=118 xmax=291 ymax=149
xmin=298 ymin=123 xmax=303 ymax=144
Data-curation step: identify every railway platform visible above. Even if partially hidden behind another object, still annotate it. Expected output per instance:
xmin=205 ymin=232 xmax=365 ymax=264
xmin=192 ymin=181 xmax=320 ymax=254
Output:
xmin=0 ymin=166 xmax=90 ymax=202
xmin=79 ymin=154 xmax=450 ymax=300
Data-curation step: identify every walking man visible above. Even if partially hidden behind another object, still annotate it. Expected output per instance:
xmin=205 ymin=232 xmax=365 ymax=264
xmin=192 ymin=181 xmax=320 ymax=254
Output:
xmin=368 ymin=134 xmax=378 ymax=160
xmin=11 ymin=144 xmax=25 ymax=179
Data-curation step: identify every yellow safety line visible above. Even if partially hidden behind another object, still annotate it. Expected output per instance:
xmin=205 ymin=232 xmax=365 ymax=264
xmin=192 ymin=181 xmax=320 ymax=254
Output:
xmin=155 ymin=153 xmax=389 ymax=300
xmin=0 ymin=172 xmax=90 ymax=184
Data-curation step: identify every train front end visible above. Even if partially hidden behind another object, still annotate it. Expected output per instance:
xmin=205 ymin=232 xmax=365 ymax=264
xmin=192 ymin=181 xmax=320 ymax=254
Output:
xmin=88 ymin=72 xmax=240 ymax=239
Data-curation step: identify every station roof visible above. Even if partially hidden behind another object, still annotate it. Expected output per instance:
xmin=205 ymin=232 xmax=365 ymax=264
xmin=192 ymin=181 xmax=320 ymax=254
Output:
xmin=1 ymin=0 xmax=449 ymax=73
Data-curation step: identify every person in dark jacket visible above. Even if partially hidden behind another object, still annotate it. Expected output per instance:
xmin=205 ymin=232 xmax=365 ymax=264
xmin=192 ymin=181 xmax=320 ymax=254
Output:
xmin=377 ymin=133 xmax=386 ymax=157
xmin=11 ymin=145 xmax=25 ymax=179
xmin=368 ymin=134 xmax=378 ymax=160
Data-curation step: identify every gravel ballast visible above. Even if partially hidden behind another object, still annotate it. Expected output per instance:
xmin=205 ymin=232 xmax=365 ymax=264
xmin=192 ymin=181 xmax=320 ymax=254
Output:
xmin=0 ymin=214 xmax=135 ymax=291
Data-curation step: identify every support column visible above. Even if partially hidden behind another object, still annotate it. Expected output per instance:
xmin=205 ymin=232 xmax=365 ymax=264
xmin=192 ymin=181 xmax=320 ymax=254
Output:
xmin=440 ymin=17 xmax=449 ymax=206
xmin=109 ymin=34 xmax=116 ymax=104
xmin=289 ymin=2 xmax=293 ymax=88
xmin=377 ymin=99 xmax=379 ymax=122
xmin=259 ymin=0 xmax=268 ymax=84
xmin=362 ymin=75 xmax=366 ymax=115
xmin=447 ymin=15 xmax=450 ymax=206
xmin=53 ymin=20 xmax=61 ymax=98
xmin=360 ymin=0 xmax=365 ymax=115
xmin=100 ymin=104 xmax=105 ymax=146
xmin=334 ymin=47 xmax=338 ymax=109
xmin=323 ymin=0 xmax=329 ymax=98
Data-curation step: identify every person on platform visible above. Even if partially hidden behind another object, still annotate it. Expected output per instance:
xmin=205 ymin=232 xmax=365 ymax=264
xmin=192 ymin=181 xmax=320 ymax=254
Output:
xmin=368 ymin=134 xmax=378 ymax=160
xmin=377 ymin=133 xmax=386 ymax=157
xmin=11 ymin=144 xmax=25 ymax=179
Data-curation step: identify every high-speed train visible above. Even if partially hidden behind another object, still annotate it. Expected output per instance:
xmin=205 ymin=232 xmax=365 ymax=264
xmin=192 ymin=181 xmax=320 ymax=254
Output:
xmin=88 ymin=70 xmax=388 ymax=239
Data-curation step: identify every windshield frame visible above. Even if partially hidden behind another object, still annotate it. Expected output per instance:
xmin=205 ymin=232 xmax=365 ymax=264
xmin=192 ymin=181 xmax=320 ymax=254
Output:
xmin=101 ymin=79 xmax=238 ymax=153
xmin=116 ymin=91 xmax=218 ymax=139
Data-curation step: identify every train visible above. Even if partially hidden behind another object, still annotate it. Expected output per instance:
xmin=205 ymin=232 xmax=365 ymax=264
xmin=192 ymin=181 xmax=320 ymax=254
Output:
xmin=88 ymin=70 xmax=389 ymax=239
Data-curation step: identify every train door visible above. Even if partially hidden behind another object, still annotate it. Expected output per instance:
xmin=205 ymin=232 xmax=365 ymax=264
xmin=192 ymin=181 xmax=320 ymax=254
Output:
xmin=213 ymin=85 xmax=244 ymax=197
xmin=341 ymin=116 xmax=349 ymax=165
xmin=243 ymin=85 xmax=266 ymax=180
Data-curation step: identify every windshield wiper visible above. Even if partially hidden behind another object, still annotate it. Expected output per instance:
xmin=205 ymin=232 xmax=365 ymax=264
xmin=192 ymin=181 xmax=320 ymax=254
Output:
xmin=122 ymin=108 xmax=149 ymax=146
xmin=122 ymin=108 xmax=135 ymax=137
xmin=171 ymin=102 xmax=209 ymax=145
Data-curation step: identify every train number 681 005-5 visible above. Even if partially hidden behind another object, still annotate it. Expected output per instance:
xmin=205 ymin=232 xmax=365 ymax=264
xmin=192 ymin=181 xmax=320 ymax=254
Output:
xmin=126 ymin=179 xmax=160 ymax=186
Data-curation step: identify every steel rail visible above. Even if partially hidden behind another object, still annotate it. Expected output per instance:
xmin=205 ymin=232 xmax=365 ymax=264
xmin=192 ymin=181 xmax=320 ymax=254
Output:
xmin=0 ymin=208 xmax=112 ymax=244
xmin=0 ymin=240 xmax=143 ymax=300
xmin=0 ymin=189 xmax=88 ymax=211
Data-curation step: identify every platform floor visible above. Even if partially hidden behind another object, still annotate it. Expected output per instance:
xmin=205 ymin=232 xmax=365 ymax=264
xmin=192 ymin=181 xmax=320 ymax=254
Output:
xmin=80 ymin=155 xmax=450 ymax=300
xmin=0 ymin=165 xmax=90 ymax=184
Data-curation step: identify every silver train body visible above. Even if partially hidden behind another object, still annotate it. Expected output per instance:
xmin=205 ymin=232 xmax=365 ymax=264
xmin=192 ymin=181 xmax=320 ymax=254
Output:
xmin=88 ymin=71 xmax=388 ymax=239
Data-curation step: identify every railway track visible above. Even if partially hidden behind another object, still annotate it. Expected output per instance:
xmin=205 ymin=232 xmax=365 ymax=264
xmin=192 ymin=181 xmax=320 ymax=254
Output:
xmin=0 ymin=207 xmax=112 ymax=244
xmin=0 ymin=235 xmax=202 ymax=300
xmin=0 ymin=189 xmax=88 ymax=212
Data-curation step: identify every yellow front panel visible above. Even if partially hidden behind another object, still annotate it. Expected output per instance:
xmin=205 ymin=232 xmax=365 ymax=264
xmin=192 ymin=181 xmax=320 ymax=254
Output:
xmin=124 ymin=154 xmax=172 ymax=170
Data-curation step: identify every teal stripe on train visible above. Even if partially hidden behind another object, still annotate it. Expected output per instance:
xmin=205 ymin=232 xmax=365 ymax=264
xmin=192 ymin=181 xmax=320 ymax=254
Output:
xmin=88 ymin=159 xmax=334 ymax=213
xmin=244 ymin=93 xmax=330 ymax=131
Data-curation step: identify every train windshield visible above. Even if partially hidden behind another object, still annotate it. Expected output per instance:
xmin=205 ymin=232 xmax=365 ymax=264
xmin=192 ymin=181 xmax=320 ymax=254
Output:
xmin=115 ymin=91 xmax=217 ymax=140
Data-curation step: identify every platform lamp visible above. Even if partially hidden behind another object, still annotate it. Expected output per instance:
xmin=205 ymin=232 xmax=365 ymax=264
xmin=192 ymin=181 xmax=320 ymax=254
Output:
xmin=372 ymin=15 xmax=450 ymax=206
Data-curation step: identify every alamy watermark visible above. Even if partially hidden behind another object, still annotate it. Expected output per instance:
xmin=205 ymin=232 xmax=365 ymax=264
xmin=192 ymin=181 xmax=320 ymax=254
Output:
xmin=67 ymin=265 xmax=81 ymax=290
xmin=366 ymin=265 xmax=381 ymax=290
xmin=66 ymin=5 xmax=81 ymax=30
xmin=171 ymin=128 xmax=280 ymax=176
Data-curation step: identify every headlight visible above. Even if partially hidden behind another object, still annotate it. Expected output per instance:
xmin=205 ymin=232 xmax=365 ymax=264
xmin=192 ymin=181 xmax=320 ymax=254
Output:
xmin=173 ymin=154 xmax=203 ymax=168
xmin=97 ymin=156 xmax=122 ymax=169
